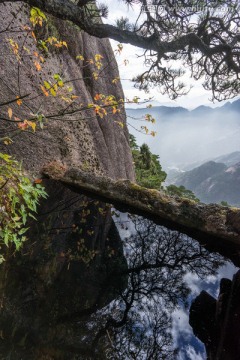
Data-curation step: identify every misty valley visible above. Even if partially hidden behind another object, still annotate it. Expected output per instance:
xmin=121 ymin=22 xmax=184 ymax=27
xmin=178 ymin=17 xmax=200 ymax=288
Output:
xmin=126 ymin=99 xmax=240 ymax=207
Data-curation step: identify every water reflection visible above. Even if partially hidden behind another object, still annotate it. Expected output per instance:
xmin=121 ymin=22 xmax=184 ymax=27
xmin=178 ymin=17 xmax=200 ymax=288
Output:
xmin=77 ymin=213 xmax=225 ymax=359
xmin=0 ymin=184 xmax=236 ymax=359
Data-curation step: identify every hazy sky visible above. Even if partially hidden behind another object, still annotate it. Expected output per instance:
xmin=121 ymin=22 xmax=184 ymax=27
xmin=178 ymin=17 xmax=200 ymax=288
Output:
xmin=104 ymin=1 xmax=238 ymax=109
xmin=127 ymin=108 xmax=240 ymax=170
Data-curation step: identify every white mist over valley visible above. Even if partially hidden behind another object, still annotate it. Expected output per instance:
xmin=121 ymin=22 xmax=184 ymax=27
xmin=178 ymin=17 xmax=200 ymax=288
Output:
xmin=127 ymin=99 xmax=240 ymax=173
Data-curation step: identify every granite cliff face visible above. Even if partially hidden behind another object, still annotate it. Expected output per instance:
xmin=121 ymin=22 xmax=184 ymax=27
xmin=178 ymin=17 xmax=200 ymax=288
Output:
xmin=0 ymin=2 xmax=135 ymax=180
xmin=0 ymin=3 xmax=134 ymax=359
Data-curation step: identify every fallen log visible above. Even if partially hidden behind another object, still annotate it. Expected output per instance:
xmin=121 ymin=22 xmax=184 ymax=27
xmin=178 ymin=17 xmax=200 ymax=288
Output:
xmin=42 ymin=161 xmax=240 ymax=265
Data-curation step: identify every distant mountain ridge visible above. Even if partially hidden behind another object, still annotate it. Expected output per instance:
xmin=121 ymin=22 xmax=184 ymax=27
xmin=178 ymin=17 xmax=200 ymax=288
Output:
xmin=214 ymin=151 xmax=240 ymax=167
xmin=126 ymin=98 xmax=240 ymax=119
xmin=126 ymin=104 xmax=189 ymax=121
xmin=126 ymin=99 xmax=240 ymax=170
xmin=172 ymin=160 xmax=240 ymax=207
xmin=177 ymin=151 xmax=240 ymax=172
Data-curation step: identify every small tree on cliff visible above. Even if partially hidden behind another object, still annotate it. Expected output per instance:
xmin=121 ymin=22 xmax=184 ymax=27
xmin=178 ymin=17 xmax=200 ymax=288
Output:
xmin=3 ymin=0 xmax=239 ymax=102
xmin=129 ymin=135 xmax=167 ymax=189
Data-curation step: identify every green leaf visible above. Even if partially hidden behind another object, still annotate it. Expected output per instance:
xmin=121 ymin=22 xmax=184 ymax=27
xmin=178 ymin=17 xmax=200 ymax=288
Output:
xmin=50 ymin=88 xmax=57 ymax=96
xmin=30 ymin=7 xmax=47 ymax=20
xmin=44 ymin=81 xmax=51 ymax=90
xmin=18 ymin=227 xmax=28 ymax=236
xmin=0 ymin=152 xmax=48 ymax=262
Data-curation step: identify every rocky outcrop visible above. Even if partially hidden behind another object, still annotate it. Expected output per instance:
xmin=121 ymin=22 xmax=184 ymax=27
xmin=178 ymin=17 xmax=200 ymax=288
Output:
xmin=190 ymin=271 xmax=240 ymax=359
xmin=43 ymin=163 xmax=240 ymax=266
xmin=0 ymin=2 xmax=135 ymax=180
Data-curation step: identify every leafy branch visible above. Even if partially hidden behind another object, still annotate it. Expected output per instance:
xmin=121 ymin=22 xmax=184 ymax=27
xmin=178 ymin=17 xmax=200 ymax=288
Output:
xmin=0 ymin=153 xmax=47 ymax=263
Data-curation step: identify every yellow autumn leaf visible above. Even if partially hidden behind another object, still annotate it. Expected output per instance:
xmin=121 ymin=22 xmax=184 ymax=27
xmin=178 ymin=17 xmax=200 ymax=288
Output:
xmin=50 ymin=88 xmax=56 ymax=96
xmin=61 ymin=96 xmax=72 ymax=103
xmin=95 ymin=61 xmax=102 ymax=70
xmin=3 ymin=137 xmax=13 ymax=145
xmin=23 ymin=46 xmax=30 ymax=54
xmin=93 ymin=72 xmax=98 ymax=80
xmin=57 ymin=80 xmax=64 ymax=87
xmin=141 ymin=126 xmax=149 ymax=134
xmin=43 ymin=81 xmax=51 ymax=90
xmin=116 ymin=121 xmax=124 ymax=128
xmin=27 ymin=121 xmax=36 ymax=132
xmin=7 ymin=107 xmax=13 ymax=119
xmin=150 ymin=131 xmax=157 ymax=137
xmin=76 ymin=55 xmax=84 ymax=61
xmin=95 ymin=54 xmax=103 ymax=61
xmin=112 ymin=77 xmax=120 ymax=84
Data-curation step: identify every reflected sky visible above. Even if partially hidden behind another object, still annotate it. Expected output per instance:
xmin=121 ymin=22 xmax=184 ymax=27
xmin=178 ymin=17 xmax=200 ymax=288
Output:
xmin=99 ymin=211 xmax=237 ymax=359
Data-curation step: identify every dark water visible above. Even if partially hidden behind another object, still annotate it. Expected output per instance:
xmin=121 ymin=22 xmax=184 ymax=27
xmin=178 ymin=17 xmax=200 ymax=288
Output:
xmin=113 ymin=212 xmax=236 ymax=360
xmin=0 ymin=184 xmax=238 ymax=359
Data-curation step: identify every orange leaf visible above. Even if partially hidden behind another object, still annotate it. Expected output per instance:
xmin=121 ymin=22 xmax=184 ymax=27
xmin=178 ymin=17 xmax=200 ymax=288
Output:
xmin=34 ymin=61 xmax=41 ymax=71
xmin=94 ymin=94 xmax=101 ymax=101
xmin=34 ymin=178 xmax=42 ymax=184
xmin=18 ymin=121 xmax=28 ymax=130
xmin=23 ymin=25 xmax=31 ymax=31
xmin=16 ymin=96 xmax=22 ymax=106
xmin=31 ymin=31 xmax=36 ymax=40
xmin=40 ymin=85 xmax=49 ymax=97
xmin=7 ymin=107 xmax=13 ymax=119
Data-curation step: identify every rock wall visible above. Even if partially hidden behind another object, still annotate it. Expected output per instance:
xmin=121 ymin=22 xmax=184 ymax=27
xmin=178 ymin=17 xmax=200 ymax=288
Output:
xmin=0 ymin=3 xmax=134 ymax=359
xmin=0 ymin=2 xmax=135 ymax=180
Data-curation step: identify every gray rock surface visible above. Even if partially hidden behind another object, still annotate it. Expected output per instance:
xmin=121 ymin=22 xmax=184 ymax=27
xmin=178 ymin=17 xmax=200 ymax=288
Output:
xmin=0 ymin=2 xmax=135 ymax=180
